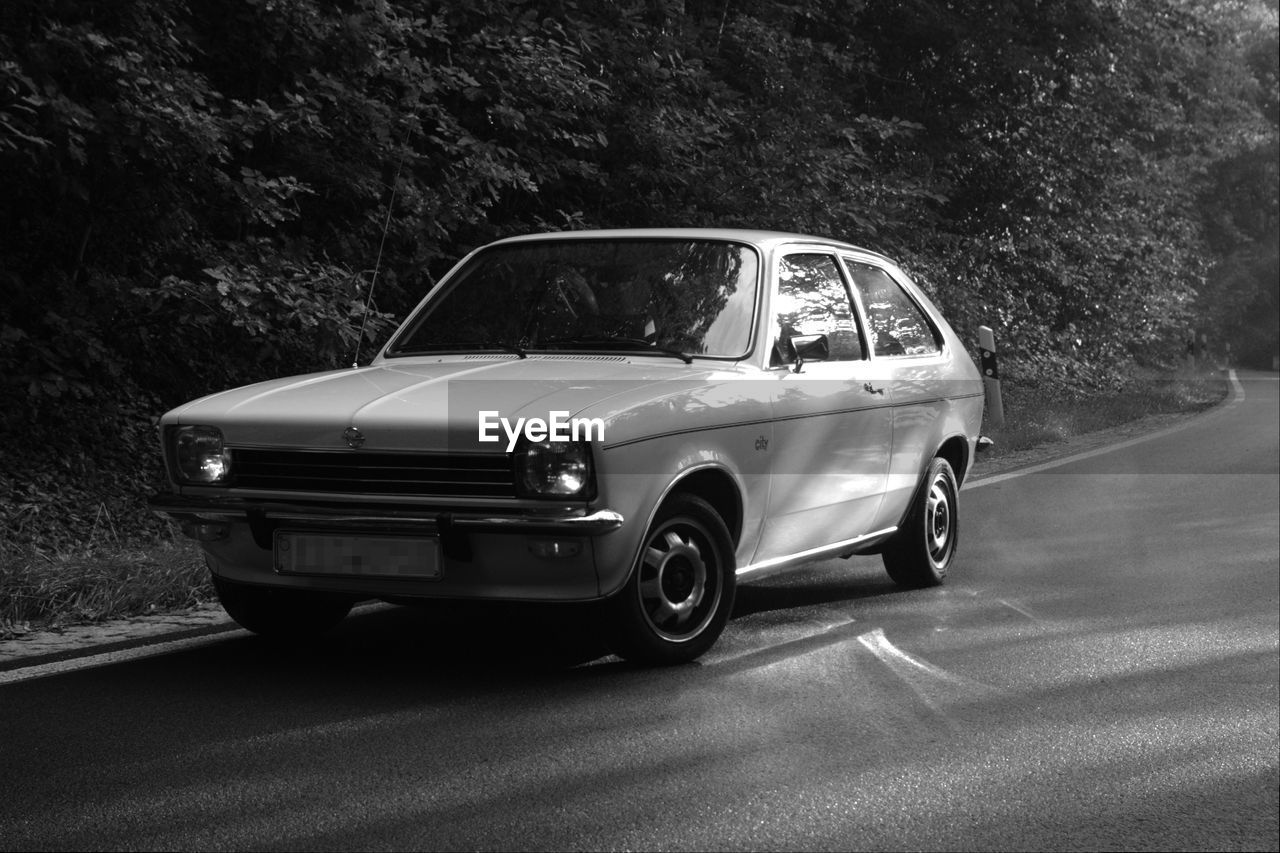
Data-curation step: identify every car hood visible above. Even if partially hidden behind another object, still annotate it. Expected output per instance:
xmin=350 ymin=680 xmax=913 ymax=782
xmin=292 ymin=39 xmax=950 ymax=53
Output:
xmin=165 ymin=355 xmax=754 ymax=452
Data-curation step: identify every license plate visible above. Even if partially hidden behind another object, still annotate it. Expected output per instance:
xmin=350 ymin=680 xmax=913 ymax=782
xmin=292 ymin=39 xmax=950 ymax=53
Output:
xmin=274 ymin=532 xmax=441 ymax=580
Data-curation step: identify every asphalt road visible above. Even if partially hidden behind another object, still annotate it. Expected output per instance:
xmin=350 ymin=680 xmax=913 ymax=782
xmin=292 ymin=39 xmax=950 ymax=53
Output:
xmin=1 ymin=372 xmax=1276 ymax=852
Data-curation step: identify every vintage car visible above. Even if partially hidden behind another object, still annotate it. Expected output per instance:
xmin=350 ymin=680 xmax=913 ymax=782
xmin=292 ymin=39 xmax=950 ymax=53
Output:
xmin=150 ymin=228 xmax=987 ymax=664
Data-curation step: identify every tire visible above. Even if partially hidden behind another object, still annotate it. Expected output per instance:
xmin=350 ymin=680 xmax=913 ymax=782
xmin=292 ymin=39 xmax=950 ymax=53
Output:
xmin=882 ymin=456 xmax=959 ymax=588
xmin=212 ymin=575 xmax=353 ymax=638
xmin=604 ymin=493 xmax=737 ymax=665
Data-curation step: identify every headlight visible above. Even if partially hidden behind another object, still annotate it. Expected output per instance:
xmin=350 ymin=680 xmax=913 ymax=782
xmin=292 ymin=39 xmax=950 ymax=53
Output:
xmin=515 ymin=439 xmax=595 ymax=499
xmin=172 ymin=425 xmax=232 ymax=484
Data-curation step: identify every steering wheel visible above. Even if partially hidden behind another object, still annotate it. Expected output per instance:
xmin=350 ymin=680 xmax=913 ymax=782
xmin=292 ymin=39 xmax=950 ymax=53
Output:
xmin=552 ymin=273 xmax=599 ymax=319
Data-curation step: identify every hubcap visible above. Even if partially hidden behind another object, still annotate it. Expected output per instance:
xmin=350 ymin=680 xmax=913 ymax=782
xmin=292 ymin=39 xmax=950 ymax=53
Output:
xmin=926 ymin=478 xmax=952 ymax=562
xmin=637 ymin=521 xmax=720 ymax=642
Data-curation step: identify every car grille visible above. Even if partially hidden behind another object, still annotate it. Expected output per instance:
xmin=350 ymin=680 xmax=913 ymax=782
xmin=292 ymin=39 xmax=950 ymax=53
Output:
xmin=230 ymin=448 xmax=514 ymax=498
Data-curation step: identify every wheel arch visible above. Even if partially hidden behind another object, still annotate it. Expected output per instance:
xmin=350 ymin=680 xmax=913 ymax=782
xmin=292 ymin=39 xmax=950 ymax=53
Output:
xmin=608 ymin=463 xmax=745 ymax=596
xmin=663 ymin=465 xmax=744 ymax=548
xmin=935 ymin=434 xmax=970 ymax=486
xmin=888 ymin=434 xmax=970 ymax=534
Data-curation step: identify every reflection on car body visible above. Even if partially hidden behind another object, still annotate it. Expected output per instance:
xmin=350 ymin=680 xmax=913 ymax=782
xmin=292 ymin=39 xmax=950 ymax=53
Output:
xmin=150 ymin=228 xmax=986 ymax=664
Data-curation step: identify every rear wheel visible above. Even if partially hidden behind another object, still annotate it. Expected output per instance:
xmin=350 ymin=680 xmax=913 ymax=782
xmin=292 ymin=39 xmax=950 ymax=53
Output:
xmin=605 ymin=493 xmax=736 ymax=665
xmin=212 ymin=575 xmax=353 ymax=638
xmin=883 ymin=456 xmax=959 ymax=588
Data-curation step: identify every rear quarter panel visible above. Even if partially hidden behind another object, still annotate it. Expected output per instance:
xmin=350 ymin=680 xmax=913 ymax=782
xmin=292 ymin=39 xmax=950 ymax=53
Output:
xmin=876 ymin=278 xmax=985 ymax=529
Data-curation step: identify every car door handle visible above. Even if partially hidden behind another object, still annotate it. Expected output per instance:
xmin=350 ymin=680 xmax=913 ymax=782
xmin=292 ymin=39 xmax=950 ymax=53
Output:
xmin=864 ymin=383 xmax=885 ymax=395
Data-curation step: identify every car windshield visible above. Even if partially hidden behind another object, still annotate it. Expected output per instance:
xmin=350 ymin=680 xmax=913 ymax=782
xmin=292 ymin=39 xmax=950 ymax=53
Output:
xmin=386 ymin=239 xmax=760 ymax=359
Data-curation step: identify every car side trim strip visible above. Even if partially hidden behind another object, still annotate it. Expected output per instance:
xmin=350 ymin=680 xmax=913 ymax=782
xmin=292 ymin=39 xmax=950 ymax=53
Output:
xmin=736 ymin=526 xmax=898 ymax=577
xmin=603 ymin=393 xmax=984 ymax=450
xmin=602 ymin=406 xmax=893 ymax=450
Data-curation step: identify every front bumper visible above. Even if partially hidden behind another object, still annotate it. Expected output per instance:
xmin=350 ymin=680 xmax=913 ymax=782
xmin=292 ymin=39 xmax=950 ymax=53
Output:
xmin=148 ymin=494 xmax=625 ymax=538
xmin=148 ymin=494 xmax=626 ymax=602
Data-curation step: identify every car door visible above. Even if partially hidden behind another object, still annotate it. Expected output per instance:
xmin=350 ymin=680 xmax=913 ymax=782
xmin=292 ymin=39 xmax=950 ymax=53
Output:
xmin=842 ymin=257 xmax=949 ymax=528
xmin=752 ymin=249 xmax=894 ymax=564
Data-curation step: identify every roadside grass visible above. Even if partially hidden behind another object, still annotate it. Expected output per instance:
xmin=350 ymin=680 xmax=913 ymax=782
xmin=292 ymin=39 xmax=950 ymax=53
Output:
xmin=0 ymin=366 xmax=1230 ymax=639
xmin=979 ymin=366 xmax=1228 ymax=458
xmin=0 ymin=537 xmax=211 ymax=639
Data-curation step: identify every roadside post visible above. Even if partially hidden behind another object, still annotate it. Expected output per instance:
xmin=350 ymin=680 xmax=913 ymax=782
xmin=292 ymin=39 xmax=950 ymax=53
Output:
xmin=978 ymin=325 xmax=1004 ymax=430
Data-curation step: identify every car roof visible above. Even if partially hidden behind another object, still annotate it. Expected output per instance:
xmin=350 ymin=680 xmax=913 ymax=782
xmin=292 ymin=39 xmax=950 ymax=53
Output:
xmin=488 ymin=227 xmax=900 ymax=267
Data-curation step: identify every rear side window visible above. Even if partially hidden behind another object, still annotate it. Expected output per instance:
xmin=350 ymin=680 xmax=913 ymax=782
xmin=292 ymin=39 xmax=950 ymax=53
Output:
xmin=845 ymin=261 xmax=941 ymax=357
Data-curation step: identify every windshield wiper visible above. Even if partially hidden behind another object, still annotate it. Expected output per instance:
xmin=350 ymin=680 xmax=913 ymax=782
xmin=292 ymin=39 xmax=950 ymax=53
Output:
xmin=533 ymin=337 xmax=694 ymax=364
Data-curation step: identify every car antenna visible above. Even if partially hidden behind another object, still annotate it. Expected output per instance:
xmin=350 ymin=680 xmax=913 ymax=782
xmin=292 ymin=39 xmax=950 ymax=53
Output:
xmin=351 ymin=129 xmax=411 ymax=368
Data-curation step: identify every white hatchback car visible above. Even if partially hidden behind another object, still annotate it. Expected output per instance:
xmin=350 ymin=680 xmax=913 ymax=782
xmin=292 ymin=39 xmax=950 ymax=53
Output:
xmin=151 ymin=229 xmax=986 ymax=663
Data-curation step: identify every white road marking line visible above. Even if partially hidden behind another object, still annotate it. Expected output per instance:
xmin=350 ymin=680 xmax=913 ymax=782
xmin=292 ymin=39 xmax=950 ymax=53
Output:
xmin=966 ymin=369 xmax=1244 ymax=490
xmin=856 ymin=627 xmax=1004 ymax=721
xmin=857 ymin=627 xmax=969 ymax=685
xmin=0 ymin=602 xmax=396 ymax=686
xmin=709 ymin=615 xmax=859 ymax=669
xmin=856 ymin=629 xmax=956 ymax=721
xmin=996 ymin=598 xmax=1040 ymax=622
xmin=0 ymin=629 xmax=248 ymax=686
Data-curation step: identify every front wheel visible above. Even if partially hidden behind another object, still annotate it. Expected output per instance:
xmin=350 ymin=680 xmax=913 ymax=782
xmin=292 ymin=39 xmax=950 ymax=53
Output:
xmin=604 ymin=493 xmax=736 ymax=665
xmin=883 ymin=456 xmax=959 ymax=588
xmin=212 ymin=575 xmax=353 ymax=638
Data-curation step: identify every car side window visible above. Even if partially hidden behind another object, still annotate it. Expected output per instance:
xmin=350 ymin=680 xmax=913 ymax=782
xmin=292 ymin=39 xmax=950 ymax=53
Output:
xmin=845 ymin=261 xmax=941 ymax=357
xmin=773 ymin=253 xmax=866 ymax=365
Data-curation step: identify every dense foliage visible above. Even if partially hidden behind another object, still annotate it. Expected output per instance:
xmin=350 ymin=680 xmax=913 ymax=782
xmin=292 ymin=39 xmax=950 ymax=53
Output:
xmin=1 ymin=0 xmax=1276 ymax=547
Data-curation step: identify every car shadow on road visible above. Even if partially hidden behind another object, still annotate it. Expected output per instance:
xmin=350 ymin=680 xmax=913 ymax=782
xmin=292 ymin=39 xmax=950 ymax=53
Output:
xmin=313 ymin=599 xmax=616 ymax=671
xmin=223 ymin=560 xmax=906 ymax=677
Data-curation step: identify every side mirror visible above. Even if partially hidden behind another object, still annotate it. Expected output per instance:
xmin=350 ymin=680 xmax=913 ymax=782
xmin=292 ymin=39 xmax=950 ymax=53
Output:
xmin=790 ymin=333 xmax=829 ymax=373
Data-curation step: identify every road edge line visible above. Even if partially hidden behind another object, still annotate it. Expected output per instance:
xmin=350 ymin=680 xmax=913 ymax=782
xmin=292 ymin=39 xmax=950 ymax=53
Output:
xmin=965 ymin=369 xmax=1244 ymax=490
xmin=0 ymin=601 xmax=393 ymax=686
xmin=0 ymin=628 xmax=249 ymax=686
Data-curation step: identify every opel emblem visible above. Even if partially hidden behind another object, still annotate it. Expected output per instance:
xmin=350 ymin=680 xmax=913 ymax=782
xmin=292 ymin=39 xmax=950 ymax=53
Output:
xmin=343 ymin=427 xmax=365 ymax=449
